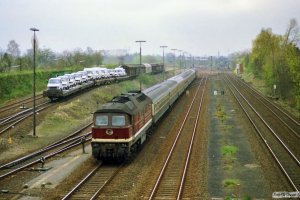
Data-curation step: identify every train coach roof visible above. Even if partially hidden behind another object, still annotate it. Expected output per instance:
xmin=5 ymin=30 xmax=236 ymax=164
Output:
xmin=142 ymin=69 xmax=195 ymax=102
xmin=142 ymin=82 xmax=171 ymax=103
xmin=181 ymin=69 xmax=195 ymax=78
xmin=95 ymin=92 xmax=152 ymax=115
xmin=167 ymin=69 xmax=195 ymax=83
xmin=168 ymin=74 xmax=184 ymax=83
xmin=162 ymin=79 xmax=177 ymax=88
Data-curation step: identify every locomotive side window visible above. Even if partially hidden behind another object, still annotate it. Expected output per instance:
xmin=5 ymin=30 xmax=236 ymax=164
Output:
xmin=112 ymin=115 xmax=126 ymax=126
xmin=95 ymin=115 xmax=108 ymax=126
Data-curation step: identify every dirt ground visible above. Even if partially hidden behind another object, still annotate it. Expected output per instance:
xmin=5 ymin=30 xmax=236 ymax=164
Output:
xmin=207 ymin=74 xmax=291 ymax=199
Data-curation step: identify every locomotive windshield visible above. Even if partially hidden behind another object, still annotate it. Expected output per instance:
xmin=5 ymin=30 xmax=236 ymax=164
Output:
xmin=95 ymin=115 xmax=108 ymax=126
xmin=94 ymin=113 xmax=129 ymax=127
xmin=112 ymin=115 xmax=125 ymax=126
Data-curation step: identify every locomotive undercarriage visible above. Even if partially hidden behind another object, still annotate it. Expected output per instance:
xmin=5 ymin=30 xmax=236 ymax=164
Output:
xmin=92 ymin=142 xmax=128 ymax=161
xmin=92 ymin=139 xmax=142 ymax=161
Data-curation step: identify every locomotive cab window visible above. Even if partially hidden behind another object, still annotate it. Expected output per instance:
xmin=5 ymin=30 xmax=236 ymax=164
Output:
xmin=112 ymin=115 xmax=126 ymax=126
xmin=95 ymin=115 xmax=108 ymax=126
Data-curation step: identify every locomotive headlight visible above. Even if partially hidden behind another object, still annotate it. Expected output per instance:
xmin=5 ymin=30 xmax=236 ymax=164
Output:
xmin=106 ymin=129 xmax=113 ymax=135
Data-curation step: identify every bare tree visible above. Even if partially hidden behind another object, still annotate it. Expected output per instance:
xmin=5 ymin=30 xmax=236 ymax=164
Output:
xmin=85 ymin=46 xmax=94 ymax=55
xmin=6 ymin=40 xmax=21 ymax=59
xmin=2 ymin=53 xmax=13 ymax=72
xmin=284 ymin=18 xmax=300 ymax=45
xmin=94 ymin=50 xmax=103 ymax=65
xmin=73 ymin=48 xmax=84 ymax=65
xmin=62 ymin=50 xmax=73 ymax=66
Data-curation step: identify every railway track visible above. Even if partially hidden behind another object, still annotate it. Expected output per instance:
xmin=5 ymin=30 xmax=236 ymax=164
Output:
xmin=0 ymin=101 xmax=54 ymax=135
xmin=61 ymin=76 xmax=207 ymax=200
xmin=226 ymin=75 xmax=300 ymax=157
xmin=0 ymin=123 xmax=92 ymax=180
xmin=223 ymin=75 xmax=300 ymax=191
xmin=61 ymin=163 xmax=123 ymax=200
xmin=0 ymin=94 xmax=44 ymax=115
xmin=147 ymin=76 xmax=207 ymax=199
xmin=230 ymin=74 xmax=300 ymax=138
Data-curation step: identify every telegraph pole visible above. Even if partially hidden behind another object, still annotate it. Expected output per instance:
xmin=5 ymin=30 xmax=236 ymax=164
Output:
xmin=30 ymin=27 xmax=39 ymax=137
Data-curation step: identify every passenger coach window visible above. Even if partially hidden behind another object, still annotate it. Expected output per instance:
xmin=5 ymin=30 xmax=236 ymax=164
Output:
xmin=95 ymin=115 xmax=108 ymax=126
xmin=112 ymin=115 xmax=125 ymax=126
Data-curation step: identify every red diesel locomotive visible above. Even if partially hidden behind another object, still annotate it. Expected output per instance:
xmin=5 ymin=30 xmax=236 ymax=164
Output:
xmin=91 ymin=69 xmax=196 ymax=160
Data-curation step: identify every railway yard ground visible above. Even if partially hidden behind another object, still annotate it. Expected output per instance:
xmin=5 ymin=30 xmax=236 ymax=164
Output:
xmin=207 ymin=74 xmax=290 ymax=198
xmin=0 ymin=70 xmax=299 ymax=199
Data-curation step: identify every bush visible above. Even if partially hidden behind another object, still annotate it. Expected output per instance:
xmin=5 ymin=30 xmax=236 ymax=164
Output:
xmin=0 ymin=69 xmax=72 ymax=105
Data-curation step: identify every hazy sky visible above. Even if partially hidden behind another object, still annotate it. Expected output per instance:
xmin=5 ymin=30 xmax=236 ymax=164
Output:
xmin=0 ymin=0 xmax=299 ymax=56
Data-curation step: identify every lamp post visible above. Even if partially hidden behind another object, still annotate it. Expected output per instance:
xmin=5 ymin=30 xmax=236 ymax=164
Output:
xmin=182 ymin=51 xmax=187 ymax=69
xmin=192 ymin=56 xmax=195 ymax=68
xmin=183 ymin=51 xmax=187 ymax=69
xmin=160 ymin=46 xmax=168 ymax=80
xmin=135 ymin=40 xmax=146 ymax=67
xmin=178 ymin=50 xmax=183 ymax=71
xmin=160 ymin=45 xmax=168 ymax=67
xmin=171 ymin=48 xmax=177 ymax=75
xmin=30 ymin=27 xmax=39 ymax=137
xmin=210 ymin=56 xmax=213 ymax=71
xmin=135 ymin=40 xmax=146 ymax=91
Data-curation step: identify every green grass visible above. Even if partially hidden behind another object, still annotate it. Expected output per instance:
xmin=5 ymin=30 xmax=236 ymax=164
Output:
xmin=37 ymin=99 xmax=93 ymax=137
xmin=215 ymin=103 xmax=227 ymax=123
xmin=0 ymin=69 xmax=72 ymax=105
xmin=37 ymin=74 xmax=164 ymax=138
xmin=221 ymin=145 xmax=238 ymax=156
xmin=224 ymin=195 xmax=251 ymax=200
xmin=241 ymin=72 xmax=269 ymax=96
xmin=221 ymin=145 xmax=238 ymax=170
xmin=223 ymin=179 xmax=240 ymax=188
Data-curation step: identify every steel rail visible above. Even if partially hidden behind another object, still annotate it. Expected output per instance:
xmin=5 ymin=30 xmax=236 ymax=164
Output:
xmin=89 ymin=165 xmax=123 ymax=200
xmin=228 ymin=75 xmax=300 ymax=138
xmin=224 ymin=76 xmax=299 ymax=191
xmin=231 ymin=74 xmax=300 ymax=127
xmin=61 ymin=163 xmax=123 ymax=200
xmin=225 ymin=76 xmax=300 ymax=166
xmin=0 ymin=126 xmax=92 ymax=170
xmin=0 ymin=108 xmax=32 ymax=124
xmin=0 ymin=94 xmax=44 ymax=114
xmin=0 ymin=136 xmax=91 ymax=180
xmin=0 ymin=103 xmax=53 ymax=135
xmin=177 ymin=77 xmax=207 ymax=200
xmin=148 ymin=77 xmax=205 ymax=200
xmin=0 ymin=101 xmax=50 ymax=126
xmin=61 ymin=163 xmax=103 ymax=200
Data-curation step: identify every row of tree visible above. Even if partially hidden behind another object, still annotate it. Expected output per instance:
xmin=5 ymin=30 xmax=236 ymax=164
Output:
xmin=0 ymin=41 xmax=199 ymax=73
xmin=0 ymin=42 xmax=105 ymax=72
xmin=232 ymin=19 xmax=300 ymax=110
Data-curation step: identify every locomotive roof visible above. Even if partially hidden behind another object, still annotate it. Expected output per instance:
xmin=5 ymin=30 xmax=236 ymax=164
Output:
xmin=95 ymin=91 xmax=151 ymax=115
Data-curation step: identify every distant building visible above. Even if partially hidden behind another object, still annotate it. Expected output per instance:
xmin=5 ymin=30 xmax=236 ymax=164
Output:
xmin=236 ymin=63 xmax=244 ymax=75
